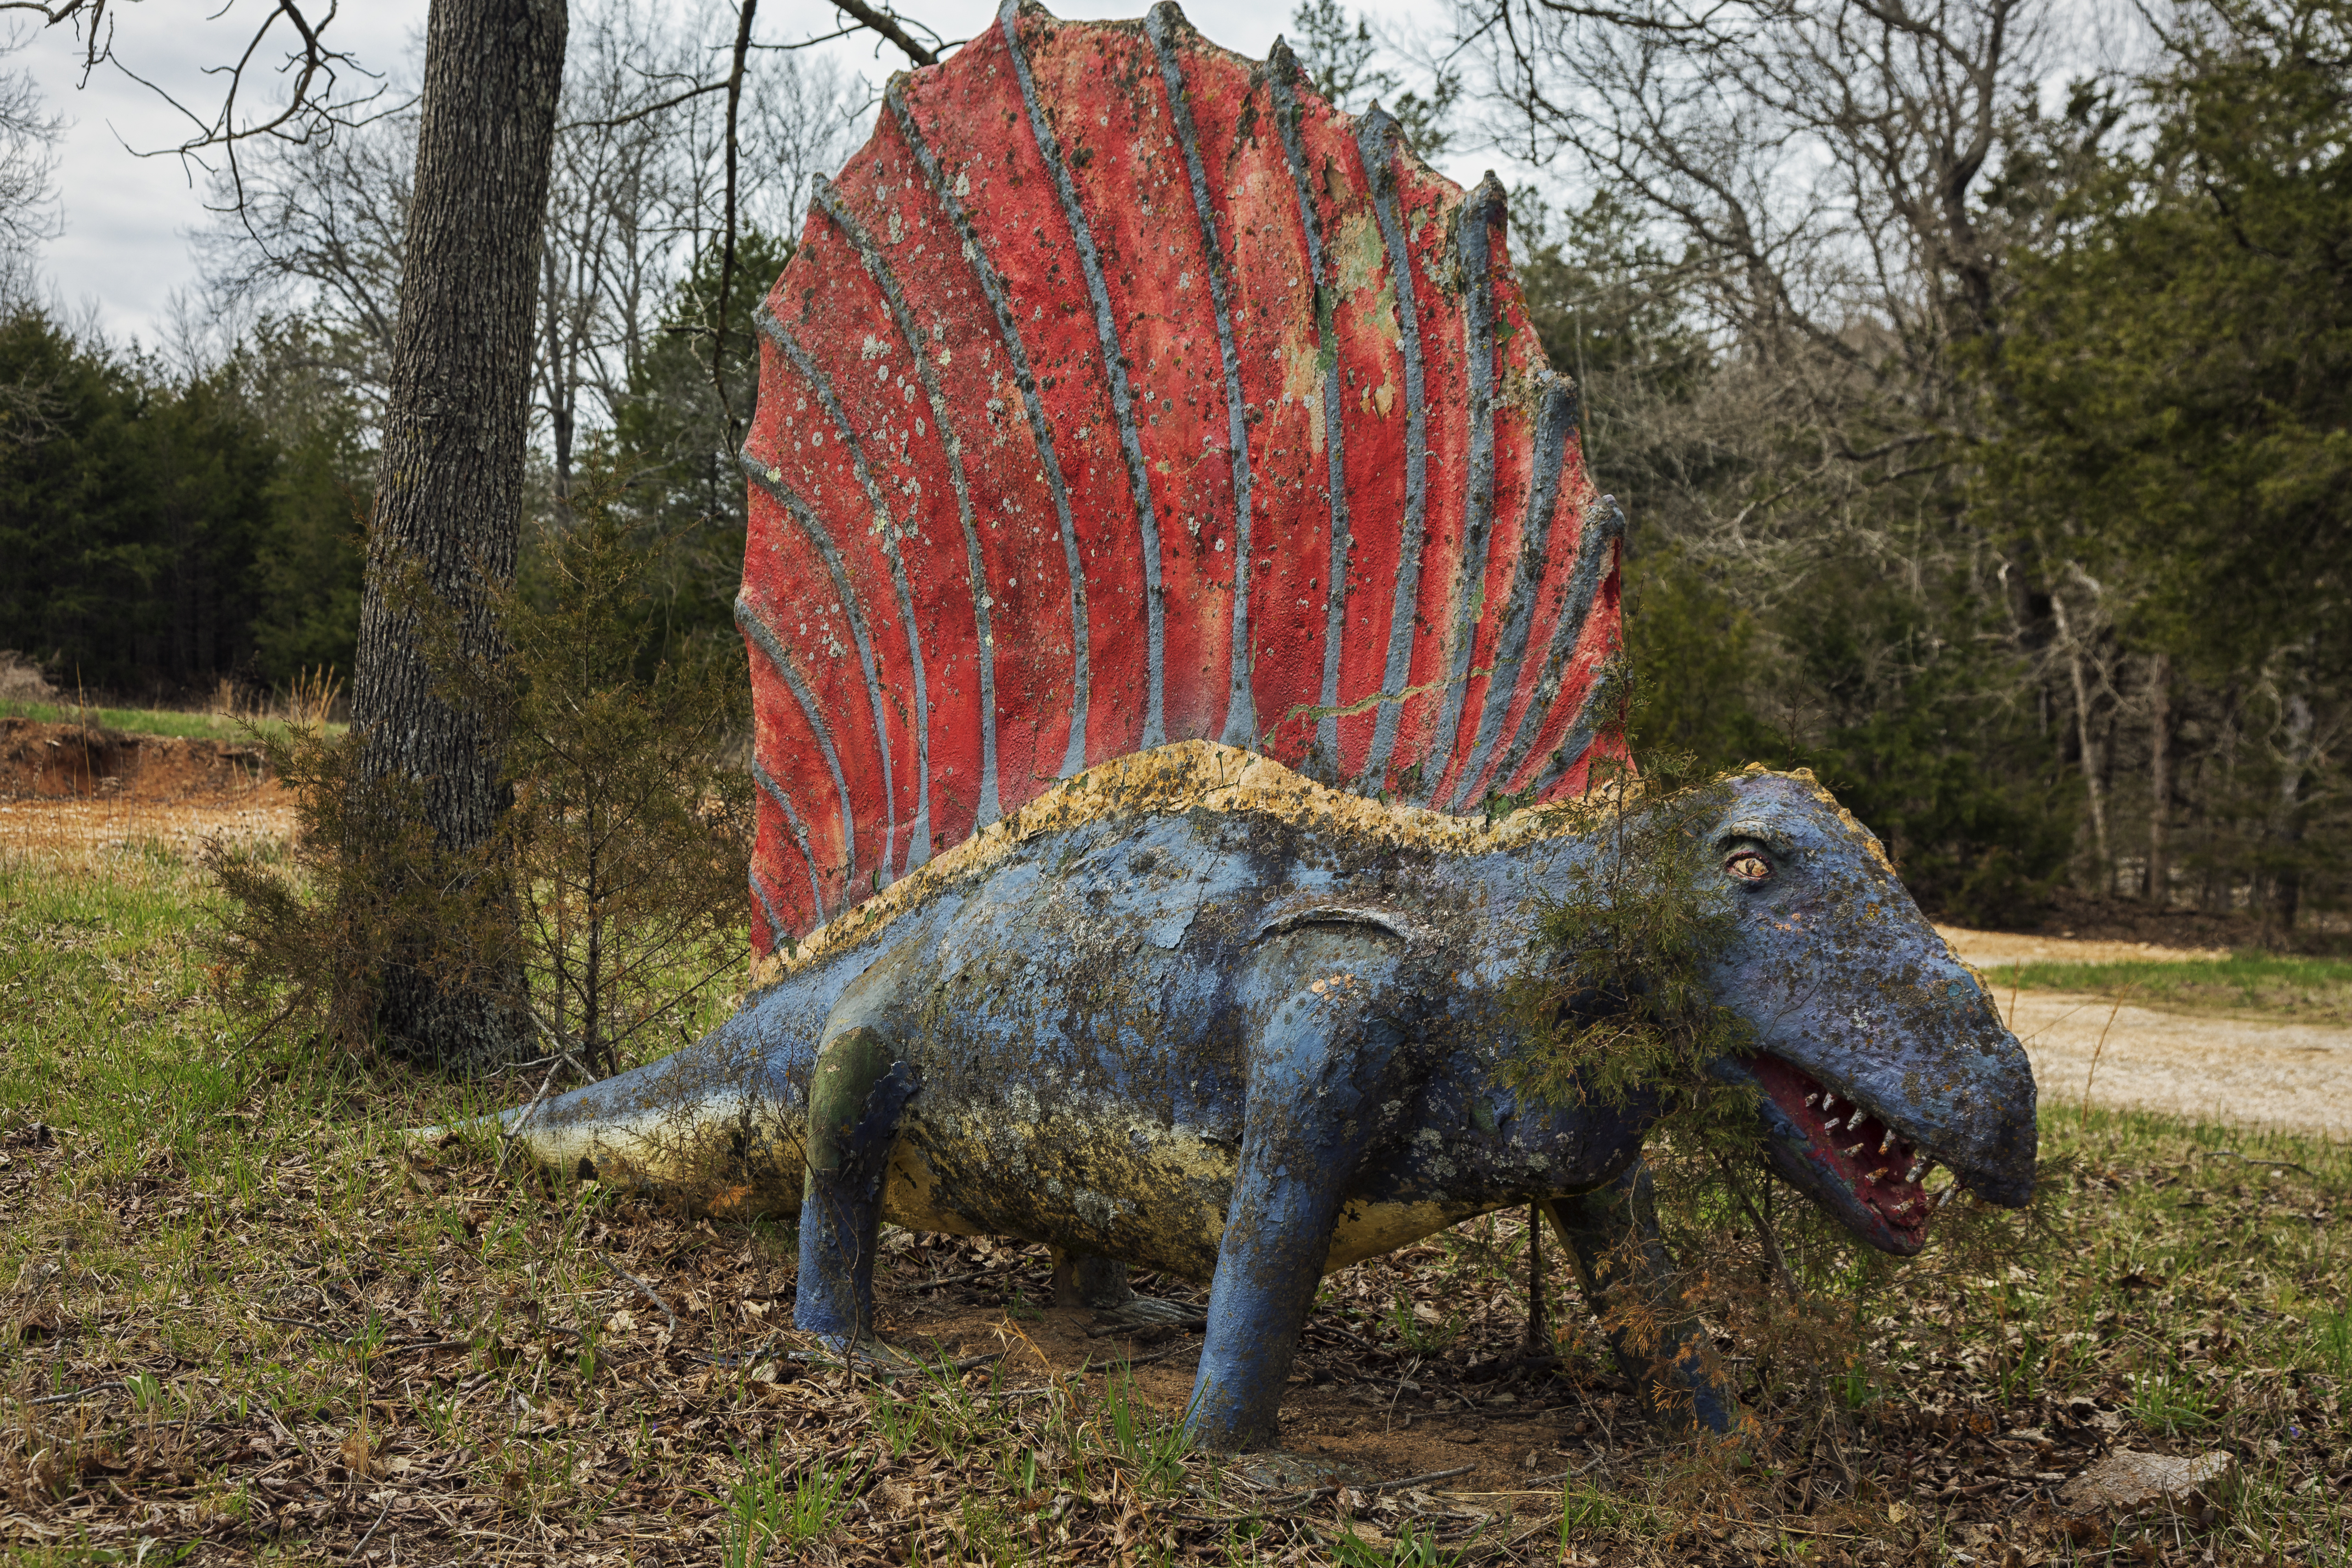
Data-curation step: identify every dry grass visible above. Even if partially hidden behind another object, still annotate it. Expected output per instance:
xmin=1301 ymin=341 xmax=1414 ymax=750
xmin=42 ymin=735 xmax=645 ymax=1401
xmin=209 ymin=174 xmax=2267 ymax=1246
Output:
xmin=0 ymin=833 xmax=2345 ymax=1566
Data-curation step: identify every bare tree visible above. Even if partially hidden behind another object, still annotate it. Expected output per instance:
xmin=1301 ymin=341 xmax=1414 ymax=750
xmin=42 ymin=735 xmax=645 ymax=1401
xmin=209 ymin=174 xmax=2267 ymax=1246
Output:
xmin=191 ymin=101 xmax=414 ymax=412
xmin=195 ymin=0 xmax=858 ymax=499
xmin=0 ymin=22 xmax=59 ymax=259
xmin=1460 ymin=0 xmax=2061 ymax=575
xmin=0 ymin=22 xmax=60 ymax=447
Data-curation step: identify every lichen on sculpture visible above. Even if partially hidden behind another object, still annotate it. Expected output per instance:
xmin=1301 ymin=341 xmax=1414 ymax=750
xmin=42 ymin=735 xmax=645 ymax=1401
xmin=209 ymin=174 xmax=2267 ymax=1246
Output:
xmin=486 ymin=0 xmax=2039 ymax=1457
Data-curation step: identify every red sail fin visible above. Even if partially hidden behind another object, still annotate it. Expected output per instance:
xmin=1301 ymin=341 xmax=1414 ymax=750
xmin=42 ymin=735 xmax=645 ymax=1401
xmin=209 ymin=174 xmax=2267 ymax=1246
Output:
xmin=739 ymin=0 xmax=1626 ymax=952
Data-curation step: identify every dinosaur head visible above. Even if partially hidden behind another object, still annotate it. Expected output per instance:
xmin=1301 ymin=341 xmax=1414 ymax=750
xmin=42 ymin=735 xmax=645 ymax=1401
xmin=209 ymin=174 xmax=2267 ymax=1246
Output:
xmin=1692 ymin=770 xmax=2038 ymax=1255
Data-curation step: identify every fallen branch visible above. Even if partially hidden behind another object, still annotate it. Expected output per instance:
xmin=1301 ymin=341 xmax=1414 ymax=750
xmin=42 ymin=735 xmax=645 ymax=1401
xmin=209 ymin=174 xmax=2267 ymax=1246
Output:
xmin=21 ymin=1384 xmax=114 ymax=1407
xmin=911 ymin=1267 xmax=1017 ymax=1291
xmin=1282 ymin=1462 xmax=1477 ymax=1502
xmin=1086 ymin=1314 xmax=1207 ymax=1339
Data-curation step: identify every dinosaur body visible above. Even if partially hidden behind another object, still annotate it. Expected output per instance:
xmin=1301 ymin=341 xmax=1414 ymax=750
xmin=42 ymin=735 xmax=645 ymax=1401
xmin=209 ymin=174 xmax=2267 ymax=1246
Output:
xmin=519 ymin=744 xmax=1646 ymax=1266
xmin=511 ymin=743 xmax=2037 ymax=1449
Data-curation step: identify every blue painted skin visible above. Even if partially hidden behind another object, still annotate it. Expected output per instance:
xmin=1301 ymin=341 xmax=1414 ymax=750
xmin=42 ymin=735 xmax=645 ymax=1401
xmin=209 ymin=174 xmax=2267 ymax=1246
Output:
xmin=507 ymin=764 xmax=2036 ymax=1453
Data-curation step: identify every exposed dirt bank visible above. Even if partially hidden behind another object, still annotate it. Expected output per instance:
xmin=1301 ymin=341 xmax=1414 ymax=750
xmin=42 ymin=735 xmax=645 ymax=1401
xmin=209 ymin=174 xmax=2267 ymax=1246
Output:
xmin=0 ymin=719 xmax=289 ymax=872
xmin=0 ymin=717 xmax=274 ymax=801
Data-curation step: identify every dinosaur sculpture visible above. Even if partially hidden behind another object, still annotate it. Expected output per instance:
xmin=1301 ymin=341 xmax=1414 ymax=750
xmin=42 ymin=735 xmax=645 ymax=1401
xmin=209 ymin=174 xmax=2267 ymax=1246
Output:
xmin=495 ymin=0 xmax=2039 ymax=1454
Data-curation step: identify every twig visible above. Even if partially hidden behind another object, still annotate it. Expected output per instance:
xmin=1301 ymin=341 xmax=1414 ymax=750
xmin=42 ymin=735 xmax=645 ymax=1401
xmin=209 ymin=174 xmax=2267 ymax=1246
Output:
xmin=1050 ymin=1340 xmax=1198 ymax=1380
xmin=226 ymin=995 xmax=304 ymax=1096
xmin=911 ymin=1267 xmax=1015 ymax=1291
xmin=349 ymin=1494 xmax=393 ymax=1560
xmin=830 ymin=0 xmax=939 ymax=65
xmin=606 ymin=1259 xmax=681 ymax=1335
xmin=1303 ymin=1319 xmax=1384 ymax=1355
xmin=2195 ymin=1149 xmax=2313 ymax=1177
xmin=2080 ymin=985 xmax=2133 ymax=1129
xmin=492 ymin=1055 xmax=568 ymax=1181
xmin=1715 ymin=1151 xmax=1798 ymax=1299
xmin=258 ymin=1313 xmax=475 ymax=1354
xmin=21 ymin=1385 xmax=114 ymax=1407
xmin=1447 ymin=1457 xmax=1610 ymax=1494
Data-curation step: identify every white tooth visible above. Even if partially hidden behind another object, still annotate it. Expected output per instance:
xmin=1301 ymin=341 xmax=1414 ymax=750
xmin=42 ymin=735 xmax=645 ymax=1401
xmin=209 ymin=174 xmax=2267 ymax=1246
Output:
xmin=1905 ymin=1161 xmax=1926 ymax=1183
xmin=1804 ymin=1093 xmax=1821 ymax=1108
xmin=1862 ymin=1168 xmax=1883 ymax=1184
xmin=1845 ymin=1110 xmax=1867 ymax=1131
xmin=1842 ymin=1143 xmax=1864 ymax=1158
xmin=1821 ymin=1093 xmax=1838 ymax=1113
xmin=1879 ymin=1132 xmax=1895 ymax=1155
xmin=1938 ymin=1186 xmax=1958 ymax=1208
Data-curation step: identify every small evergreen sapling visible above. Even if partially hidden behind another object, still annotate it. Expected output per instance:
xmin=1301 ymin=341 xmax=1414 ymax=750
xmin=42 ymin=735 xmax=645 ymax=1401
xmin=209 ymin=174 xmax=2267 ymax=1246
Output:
xmin=486 ymin=504 xmax=754 ymax=1077
xmin=207 ymin=492 xmax=753 ymax=1078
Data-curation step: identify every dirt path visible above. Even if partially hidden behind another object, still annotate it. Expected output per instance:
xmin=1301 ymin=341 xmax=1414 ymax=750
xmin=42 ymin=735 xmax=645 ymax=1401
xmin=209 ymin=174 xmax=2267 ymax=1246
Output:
xmin=1938 ymin=924 xmax=2351 ymax=1139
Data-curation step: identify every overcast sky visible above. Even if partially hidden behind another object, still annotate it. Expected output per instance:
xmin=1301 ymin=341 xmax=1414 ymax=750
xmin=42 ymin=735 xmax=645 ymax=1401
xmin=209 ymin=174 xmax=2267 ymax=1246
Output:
xmin=16 ymin=0 xmax=1459 ymax=347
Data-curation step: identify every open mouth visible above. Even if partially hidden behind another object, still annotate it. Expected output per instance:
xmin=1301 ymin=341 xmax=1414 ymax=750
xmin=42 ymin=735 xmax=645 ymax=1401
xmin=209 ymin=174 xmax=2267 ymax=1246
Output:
xmin=1749 ymin=1055 xmax=1941 ymax=1249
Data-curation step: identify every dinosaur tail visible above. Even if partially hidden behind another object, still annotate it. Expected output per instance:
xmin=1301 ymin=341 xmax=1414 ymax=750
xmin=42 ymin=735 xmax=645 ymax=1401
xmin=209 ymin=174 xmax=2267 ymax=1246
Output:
xmin=740 ymin=0 xmax=1626 ymax=956
xmin=477 ymin=1004 xmax=812 ymax=1220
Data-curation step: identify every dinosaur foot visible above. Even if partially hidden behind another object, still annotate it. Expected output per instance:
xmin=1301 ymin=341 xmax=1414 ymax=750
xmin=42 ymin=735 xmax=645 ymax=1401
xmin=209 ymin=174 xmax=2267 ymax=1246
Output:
xmin=1220 ymin=1450 xmax=1364 ymax=1493
xmin=1085 ymin=1297 xmax=1207 ymax=1337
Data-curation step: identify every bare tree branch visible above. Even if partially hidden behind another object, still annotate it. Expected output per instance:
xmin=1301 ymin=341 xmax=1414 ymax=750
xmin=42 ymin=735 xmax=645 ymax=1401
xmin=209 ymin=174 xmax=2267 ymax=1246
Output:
xmin=829 ymin=0 xmax=939 ymax=66
xmin=710 ymin=0 xmax=758 ymax=448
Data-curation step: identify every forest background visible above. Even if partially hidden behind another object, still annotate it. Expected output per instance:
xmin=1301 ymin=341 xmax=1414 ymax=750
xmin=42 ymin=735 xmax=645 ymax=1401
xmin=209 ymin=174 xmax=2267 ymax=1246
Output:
xmin=1 ymin=0 xmax=2344 ymax=939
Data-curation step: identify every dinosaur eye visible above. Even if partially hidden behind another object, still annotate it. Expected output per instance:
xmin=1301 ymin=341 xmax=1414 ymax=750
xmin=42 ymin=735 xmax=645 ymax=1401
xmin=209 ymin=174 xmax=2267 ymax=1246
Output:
xmin=1725 ymin=849 xmax=1773 ymax=882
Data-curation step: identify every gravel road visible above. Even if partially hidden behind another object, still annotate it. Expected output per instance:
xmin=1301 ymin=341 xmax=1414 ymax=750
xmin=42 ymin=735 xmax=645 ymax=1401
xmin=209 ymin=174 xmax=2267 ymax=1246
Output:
xmin=1939 ymin=925 xmax=2351 ymax=1139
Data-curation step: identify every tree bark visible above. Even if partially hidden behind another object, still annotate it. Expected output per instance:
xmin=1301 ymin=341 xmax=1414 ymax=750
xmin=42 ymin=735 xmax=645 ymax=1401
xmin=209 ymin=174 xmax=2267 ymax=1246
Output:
xmin=2270 ymin=689 xmax=2313 ymax=934
xmin=349 ymin=0 xmax=569 ymax=1070
xmin=2146 ymin=652 xmax=2170 ymax=906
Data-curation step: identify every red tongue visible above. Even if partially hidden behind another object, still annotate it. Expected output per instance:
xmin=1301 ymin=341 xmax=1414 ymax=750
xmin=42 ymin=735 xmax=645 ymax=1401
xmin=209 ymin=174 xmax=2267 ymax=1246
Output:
xmin=1748 ymin=1057 xmax=1932 ymax=1237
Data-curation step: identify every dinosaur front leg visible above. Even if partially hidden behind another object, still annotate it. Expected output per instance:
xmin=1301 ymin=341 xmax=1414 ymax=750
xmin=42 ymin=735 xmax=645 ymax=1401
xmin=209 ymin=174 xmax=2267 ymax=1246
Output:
xmin=794 ymin=1023 xmax=917 ymax=1349
xmin=1541 ymin=1160 xmax=1748 ymax=1436
xmin=1185 ymin=933 xmax=1416 ymax=1452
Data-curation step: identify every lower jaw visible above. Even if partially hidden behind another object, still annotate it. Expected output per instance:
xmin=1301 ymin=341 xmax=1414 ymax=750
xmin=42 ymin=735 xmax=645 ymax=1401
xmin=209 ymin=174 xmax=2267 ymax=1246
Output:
xmin=1765 ymin=1145 xmax=1933 ymax=1255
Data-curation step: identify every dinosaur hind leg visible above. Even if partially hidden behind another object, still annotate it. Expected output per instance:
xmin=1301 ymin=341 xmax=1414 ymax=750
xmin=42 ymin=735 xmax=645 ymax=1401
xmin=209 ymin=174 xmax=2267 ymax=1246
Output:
xmin=1542 ymin=1160 xmax=1749 ymax=1436
xmin=794 ymin=1023 xmax=916 ymax=1350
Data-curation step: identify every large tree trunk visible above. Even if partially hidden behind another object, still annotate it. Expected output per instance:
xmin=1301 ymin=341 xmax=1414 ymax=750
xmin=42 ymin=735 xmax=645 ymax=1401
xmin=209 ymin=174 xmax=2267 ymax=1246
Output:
xmin=349 ymin=0 xmax=569 ymax=1071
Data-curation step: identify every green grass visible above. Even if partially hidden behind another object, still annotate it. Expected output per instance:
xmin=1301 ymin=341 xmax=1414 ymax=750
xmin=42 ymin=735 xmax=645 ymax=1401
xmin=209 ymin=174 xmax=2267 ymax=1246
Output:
xmin=1999 ymin=950 xmax=2352 ymax=1020
xmin=0 ymin=697 xmax=345 ymax=743
xmin=0 ymin=838 xmax=2345 ymax=1565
